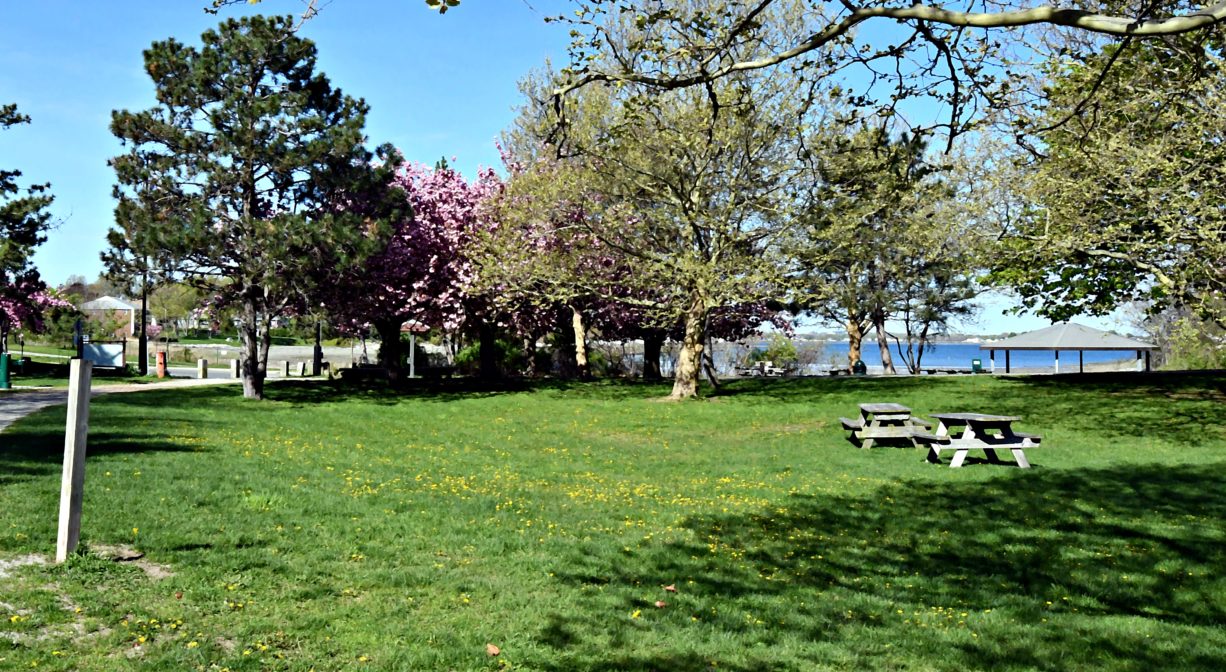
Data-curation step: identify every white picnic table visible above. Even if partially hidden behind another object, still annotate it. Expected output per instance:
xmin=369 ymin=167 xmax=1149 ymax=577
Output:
xmin=840 ymin=402 xmax=930 ymax=448
xmin=917 ymin=412 xmax=1042 ymax=468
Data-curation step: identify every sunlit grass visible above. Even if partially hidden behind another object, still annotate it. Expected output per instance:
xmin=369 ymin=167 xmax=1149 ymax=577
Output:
xmin=1 ymin=373 xmax=1223 ymax=670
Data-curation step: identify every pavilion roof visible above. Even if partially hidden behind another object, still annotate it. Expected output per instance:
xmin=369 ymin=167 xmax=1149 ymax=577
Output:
xmin=81 ymin=295 xmax=138 ymax=311
xmin=981 ymin=322 xmax=1157 ymax=351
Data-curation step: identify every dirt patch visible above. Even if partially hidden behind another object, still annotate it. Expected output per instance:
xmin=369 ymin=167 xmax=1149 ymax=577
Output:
xmin=92 ymin=545 xmax=174 ymax=581
xmin=0 ymin=554 xmax=47 ymax=579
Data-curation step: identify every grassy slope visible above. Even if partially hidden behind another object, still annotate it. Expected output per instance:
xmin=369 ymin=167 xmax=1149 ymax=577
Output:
xmin=0 ymin=373 xmax=1223 ymax=671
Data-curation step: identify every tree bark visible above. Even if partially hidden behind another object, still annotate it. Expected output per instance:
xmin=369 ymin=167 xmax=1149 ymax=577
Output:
xmin=373 ymin=318 xmax=404 ymax=383
xmin=702 ymin=323 xmax=720 ymax=389
xmin=642 ymin=329 xmax=665 ymax=380
xmin=846 ymin=319 xmax=865 ymax=372
xmin=669 ymin=293 xmax=707 ymax=399
xmin=570 ymin=305 xmax=591 ymax=380
xmin=258 ymin=315 xmax=272 ymax=389
xmin=522 ymin=336 xmax=538 ymax=377
xmin=239 ymin=303 xmax=264 ymax=400
xmin=872 ymin=309 xmax=897 ymax=374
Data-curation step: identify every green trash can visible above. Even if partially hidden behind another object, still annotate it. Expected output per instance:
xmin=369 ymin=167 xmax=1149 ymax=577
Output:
xmin=852 ymin=359 xmax=867 ymax=376
xmin=971 ymin=358 xmax=983 ymax=374
xmin=0 ymin=353 xmax=10 ymax=390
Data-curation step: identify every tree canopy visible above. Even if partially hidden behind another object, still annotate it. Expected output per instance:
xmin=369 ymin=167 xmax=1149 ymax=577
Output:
xmin=107 ymin=15 xmax=395 ymax=399
xmin=991 ymin=34 xmax=1226 ymax=327
xmin=1 ymin=104 xmax=60 ymax=351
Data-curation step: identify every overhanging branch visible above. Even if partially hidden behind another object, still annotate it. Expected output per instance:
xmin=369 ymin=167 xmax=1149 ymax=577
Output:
xmin=556 ymin=1 xmax=1226 ymax=97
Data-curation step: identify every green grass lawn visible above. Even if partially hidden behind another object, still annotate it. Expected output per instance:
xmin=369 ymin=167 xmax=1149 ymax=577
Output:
xmin=1 ymin=373 xmax=1223 ymax=671
xmin=4 ymin=369 xmax=158 ymax=389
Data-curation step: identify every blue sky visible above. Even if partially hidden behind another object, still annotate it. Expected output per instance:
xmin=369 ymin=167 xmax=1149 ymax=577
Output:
xmin=0 ymin=0 xmax=1128 ymax=335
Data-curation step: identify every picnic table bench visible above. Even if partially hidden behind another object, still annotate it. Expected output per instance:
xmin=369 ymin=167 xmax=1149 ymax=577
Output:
xmin=736 ymin=361 xmax=787 ymax=377
xmin=840 ymin=403 xmax=931 ymax=448
xmin=914 ymin=412 xmax=1041 ymax=468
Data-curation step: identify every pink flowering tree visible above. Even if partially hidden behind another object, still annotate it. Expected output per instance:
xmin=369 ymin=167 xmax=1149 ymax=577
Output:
xmin=324 ymin=158 xmax=504 ymax=380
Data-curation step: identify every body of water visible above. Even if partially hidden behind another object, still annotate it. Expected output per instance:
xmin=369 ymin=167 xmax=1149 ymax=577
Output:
xmin=802 ymin=341 xmax=1137 ymax=372
xmin=615 ymin=339 xmax=1142 ymax=376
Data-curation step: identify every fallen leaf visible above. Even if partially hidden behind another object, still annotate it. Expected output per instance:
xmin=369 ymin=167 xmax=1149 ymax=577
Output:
xmin=486 ymin=643 xmax=501 ymax=657
xmin=663 ymin=584 xmax=677 ymax=593
xmin=655 ymin=600 xmax=667 ymax=608
xmin=174 ymin=592 xmax=183 ymax=600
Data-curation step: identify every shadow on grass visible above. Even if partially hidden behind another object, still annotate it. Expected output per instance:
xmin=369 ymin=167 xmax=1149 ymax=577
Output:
xmin=0 ymin=396 xmax=217 ymax=486
xmin=984 ymin=371 xmax=1226 ymax=445
xmin=261 ymin=376 xmax=675 ymax=406
xmin=544 ymin=462 xmax=1226 ymax=671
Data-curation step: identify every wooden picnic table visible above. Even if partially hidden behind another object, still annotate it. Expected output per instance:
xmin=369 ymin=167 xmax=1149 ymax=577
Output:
xmin=916 ymin=412 xmax=1042 ymax=468
xmin=840 ymin=403 xmax=930 ymax=448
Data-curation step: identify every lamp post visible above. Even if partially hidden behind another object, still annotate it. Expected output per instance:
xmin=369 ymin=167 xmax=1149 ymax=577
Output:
xmin=312 ymin=321 xmax=323 ymax=376
xmin=138 ymin=261 xmax=149 ymax=376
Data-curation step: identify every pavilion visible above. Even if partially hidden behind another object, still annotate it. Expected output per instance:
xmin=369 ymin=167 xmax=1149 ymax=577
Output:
xmin=980 ymin=322 xmax=1158 ymax=374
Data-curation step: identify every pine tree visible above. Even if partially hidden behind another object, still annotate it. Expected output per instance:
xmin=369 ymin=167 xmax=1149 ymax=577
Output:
xmin=107 ymin=15 xmax=397 ymax=399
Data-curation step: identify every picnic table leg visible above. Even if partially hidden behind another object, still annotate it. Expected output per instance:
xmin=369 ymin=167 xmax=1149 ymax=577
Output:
xmin=1000 ymin=427 xmax=1032 ymax=468
xmin=949 ymin=449 xmax=970 ymax=468
xmin=1010 ymin=448 xmax=1032 ymax=469
xmin=926 ymin=420 xmax=950 ymax=464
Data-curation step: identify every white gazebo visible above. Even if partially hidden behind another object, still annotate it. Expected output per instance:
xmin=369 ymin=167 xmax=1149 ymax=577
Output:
xmin=981 ymin=322 xmax=1158 ymax=374
xmin=81 ymin=295 xmax=139 ymax=338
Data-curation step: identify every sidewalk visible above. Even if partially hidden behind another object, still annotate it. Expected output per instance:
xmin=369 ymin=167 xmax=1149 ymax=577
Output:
xmin=0 ymin=377 xmax=241 ymax=434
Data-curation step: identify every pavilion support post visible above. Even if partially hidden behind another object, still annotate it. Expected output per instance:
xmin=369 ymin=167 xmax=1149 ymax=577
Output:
xmin=409 ymin=332 xmax=416 ymax=379
xmin=989 ymin=349 xmax=995 ymax=373
xmin=1136 ymin=350 xmax=1143 ymax=372
xmin=1005 ymin=351 xmax=1010 ymax=374
xmin=1079 ymin=350 xmax=1084 ymax=374
xmin=1055 ymin=350 xmax=1060 ymax=374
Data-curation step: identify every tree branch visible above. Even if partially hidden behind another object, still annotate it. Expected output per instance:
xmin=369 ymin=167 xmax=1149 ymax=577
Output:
xmin=556 ymin=1 xmax=1226 ymax=97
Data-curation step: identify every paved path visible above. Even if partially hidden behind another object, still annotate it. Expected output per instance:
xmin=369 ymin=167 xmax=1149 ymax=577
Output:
xmin=0 ymin=377 xmax=241 ymax=435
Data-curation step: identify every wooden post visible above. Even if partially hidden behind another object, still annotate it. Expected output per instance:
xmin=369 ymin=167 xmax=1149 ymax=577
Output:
xmin=409 ymin=332 xmax=417 ymax=379
xmin=282 ymin=360 xmax=290 ymax=377
xmin=230 ymin=358 xmax=240 ymax=378
xmin=298 ymin=361 xmax=307 ymax=376
xmin=1079 ymin=350 xmax=1084 ymax=374
xmin=1005 ymin=350 xmax=1010 ymax=374
xmin=1054 ymin=350 xmax=1060 ymax=374
xmin=989 ymin=349 xmax=995 ymax=374
xmin=197 ymin=358 xmax=208 ymax=379
xmin=56 ymin=359 xmax=93 ymax=563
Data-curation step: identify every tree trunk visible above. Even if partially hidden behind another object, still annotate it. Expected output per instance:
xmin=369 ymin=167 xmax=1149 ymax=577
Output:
xmin=669 ymin=294 xmax=707 ymax=400
xmin=522 ymin=336 xmax=537 ymax=377
xmin=570 ymin=305 xmax=591 ymax=380
xmin=479 ymin=322 xmax=499 ymax=380
xmin=642 ymin=329 xmax=665 ymax=380
xmin=846 ymin=319 xmax=865 ymax=372
xmin=373 ymin=318 xmax=404 ymax=382
xmin=258 ymin=316 xmax=272 ymax=388
xmin=872 ymin=310 xmax=897 ymax=374
xmin=702 ymin=326 xmax=720 ymax=389
xmin=239 ymin=305 xmax=264 ymax=400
